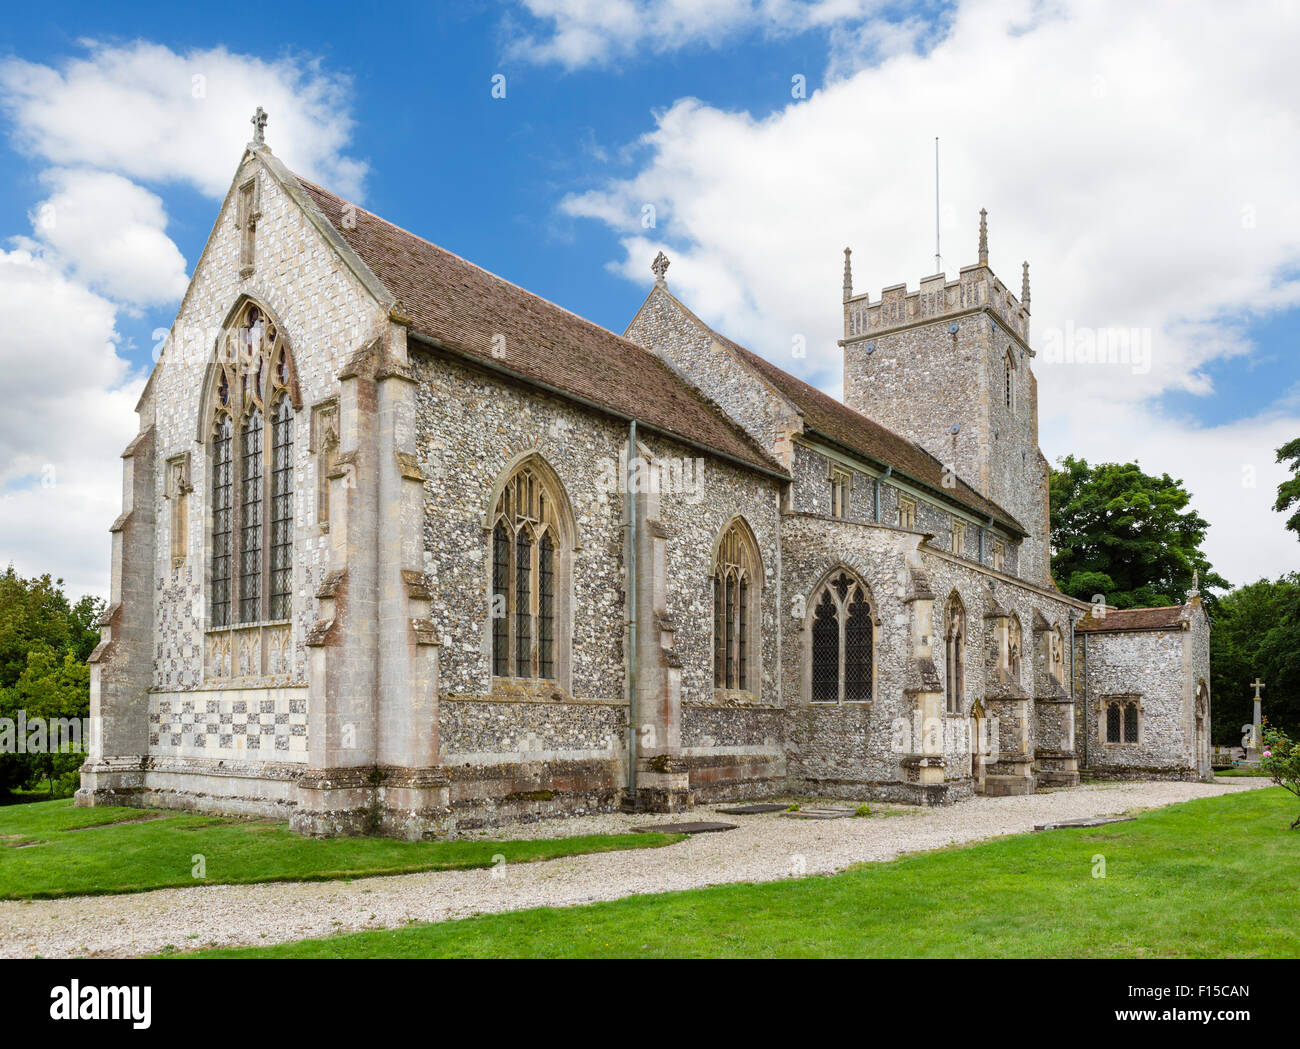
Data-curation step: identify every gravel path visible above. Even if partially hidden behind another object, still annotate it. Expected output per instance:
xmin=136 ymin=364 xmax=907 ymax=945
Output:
xmin=0 ymin=779 xmax=1268 ymax=958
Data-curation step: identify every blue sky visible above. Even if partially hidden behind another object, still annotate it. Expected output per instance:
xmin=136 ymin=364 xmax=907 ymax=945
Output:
xmin=2 ymin=0 xmax=1299 ymax=596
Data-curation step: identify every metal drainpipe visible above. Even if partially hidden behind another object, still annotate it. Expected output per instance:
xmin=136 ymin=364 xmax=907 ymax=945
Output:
xmin=626 ymin=421 xmax=638 ymax=797
xmin=1081 ymin=630 xmax=1089 ymax=769
xmin=1068 ymin=609 xmax=1079 ymax=764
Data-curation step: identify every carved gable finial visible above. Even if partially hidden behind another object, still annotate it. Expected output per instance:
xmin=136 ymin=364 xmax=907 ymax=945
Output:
xmin=842 ymin=246 xmax=853 ymax=302
xmin=1021 ymin=260 xmax=1030 ymax=310
xmin=651 ymin=251 xmax=670 ymax=284
xmin=250 ymin=106 xmax=268 ymax=147
xmin=978 ymin=207 xmax=988 ymax=265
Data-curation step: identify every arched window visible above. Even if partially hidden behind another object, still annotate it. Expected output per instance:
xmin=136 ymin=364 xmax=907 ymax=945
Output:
xmin=808 ymin=569 xmax=875 ymax=703
xmin=207 ymin=301 xmax=297 ymax=627
xmin=945 ymin=592 xmax=966 ymax=713
xmin=713 ymin=519 xmax=761 ymax=692
xmin=1005 ymin=349 xmax=1016 ymax=413
xmin=491 ymin=461 xmax=569 ymax=681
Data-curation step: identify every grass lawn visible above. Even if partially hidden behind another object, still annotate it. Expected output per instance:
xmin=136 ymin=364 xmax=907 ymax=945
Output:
xmin=0 ymin=799 xmax=681 ymax=900
xmin=1215 ymin=768 xmax=1272 ymax=778
xmin=190 ymin=787 xmax=1300 ymax=959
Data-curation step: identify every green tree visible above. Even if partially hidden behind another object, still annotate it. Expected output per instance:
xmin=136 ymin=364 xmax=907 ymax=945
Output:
xmin=1 ymin=645 xmax=90 ymax=795
xmin=0 ymin=568 xmax=101 ymax=798
xmin=1049 ymin=456 xmax=1229 ymax=609
xmin=1208 ymin=575 xmax=1300 ymax=743
xmin=1275 ymin=437 xmax=1300 ymax=541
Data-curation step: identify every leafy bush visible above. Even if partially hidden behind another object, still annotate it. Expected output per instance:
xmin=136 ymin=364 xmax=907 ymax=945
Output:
xmin=1259 ymin=727 xmax=1300 ymax=829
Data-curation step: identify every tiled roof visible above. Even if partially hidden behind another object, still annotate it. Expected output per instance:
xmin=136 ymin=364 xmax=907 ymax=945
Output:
xmin=293 ymin=175 xmax=785 ymax=477
xmin=1076 ymin=605 xmax=1188 ymax=633
xmin=700 ymin=323 xmax=1025 ymax=535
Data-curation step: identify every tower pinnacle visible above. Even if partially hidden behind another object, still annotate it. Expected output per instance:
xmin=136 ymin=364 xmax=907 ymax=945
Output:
xmin=978 ymin=208 xmax=988 ymax=266
xmin=1021 ymin=260 xmax=1030 ymax=311
xmin=842 ymin=247 xmax=853 ymax=302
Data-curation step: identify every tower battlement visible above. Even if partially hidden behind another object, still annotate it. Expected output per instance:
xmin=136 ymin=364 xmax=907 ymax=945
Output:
xmin=840 ymin=208 xmax=1031 ymax=346
xmin=842 ymin=265 xmax=1030 ymax=345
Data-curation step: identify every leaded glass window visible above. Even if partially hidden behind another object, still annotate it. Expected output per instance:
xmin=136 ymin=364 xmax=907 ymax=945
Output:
xmin=490 ymin=462 xmax=566 ymax=680
xmin=492 ymin=521 xmax=510 ymax=676
xmin=211 ymin=418 xmax=233 ymax=628
xmin=811 ymin=591 xmax=838 ymax=702
xmin=1104 ymin=701 xmax=1139 ymax=743
xmin=515 ymin=529 xmax=532 ymax=678
xmin=207 ymin=300 xmax=298 ymax=627
xmin=1124 ymin=702 xmax=1139 ymax=743
xmin=808 ymin=570 xmax=875 ymax=703
xmin=538 ymin=533 xmax=555 ymax=679
xmin=239 ymin=412 xmax=263 ymax=623
xmin=713 ymin=519 xmax=760 ymax=692
xmin=269 ymin=398 xmax=294 ymax=619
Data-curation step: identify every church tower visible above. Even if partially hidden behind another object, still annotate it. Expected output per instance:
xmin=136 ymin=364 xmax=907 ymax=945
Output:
xmin=840 ymin=211 xmax=1052 ymax=586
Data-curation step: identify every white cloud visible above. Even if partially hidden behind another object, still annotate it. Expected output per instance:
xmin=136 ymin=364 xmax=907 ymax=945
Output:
xmin=0 ymin=41 xmax=364 ymax=598
xmin=0 ymin=246 xmax=143 ymax=599
xmin=562 ymin=0 xmax=1300 ymax=585
xmin=28 ymin=169 xmax=189 ymax=307
xmin=508 ymin=0 xmax=891 ymax=69
xmin=0 ymin=41 xmax=366 ymax=199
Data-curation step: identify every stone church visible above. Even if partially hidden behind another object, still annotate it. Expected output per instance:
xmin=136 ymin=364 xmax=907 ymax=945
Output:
xmin=77 ymin=114 xmax=1213 ymax=837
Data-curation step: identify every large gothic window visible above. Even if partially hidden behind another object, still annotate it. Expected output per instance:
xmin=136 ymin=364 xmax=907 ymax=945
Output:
xmin=713 ymin=519 xmax=761 ymax=692
xmin=808 ymin=570 xmax=875 ymax=703
xmin=945 ymin=592 xmax=966 ymax=714
xmin=207 ymin=301 xmax=298 ymax=627
xmin=491 ymin=462 xmax=568 ymax=681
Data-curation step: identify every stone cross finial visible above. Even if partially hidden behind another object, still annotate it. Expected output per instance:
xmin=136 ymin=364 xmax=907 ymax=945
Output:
xmin=842 ymin=246 xmax=853 ymax=302
xmin=1251 ymin=677 xmax=1265 ymax=700
xmin=651 ymin=251 xmax=670 ymax=284
xmin=1021 ymin=260 xmax=1030 ymax=311
xmin=251 ymin=106 xmax=268 ymax=146
xmin=978 ymin=208 xmax=988 ymax=266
